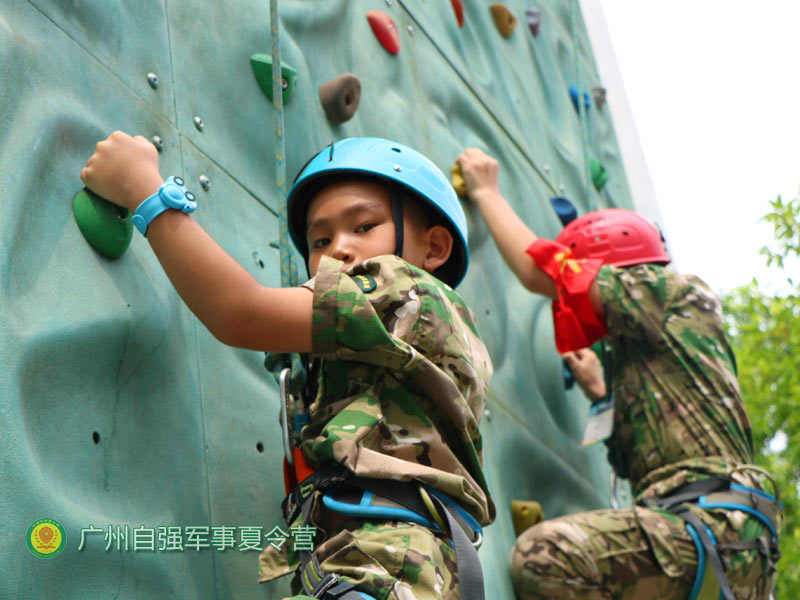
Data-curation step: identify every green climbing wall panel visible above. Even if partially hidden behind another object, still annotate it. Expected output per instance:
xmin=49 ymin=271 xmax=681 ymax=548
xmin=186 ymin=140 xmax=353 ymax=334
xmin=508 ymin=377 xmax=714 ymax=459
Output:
xmin=2 ymin=0 xmax=634 ymax=598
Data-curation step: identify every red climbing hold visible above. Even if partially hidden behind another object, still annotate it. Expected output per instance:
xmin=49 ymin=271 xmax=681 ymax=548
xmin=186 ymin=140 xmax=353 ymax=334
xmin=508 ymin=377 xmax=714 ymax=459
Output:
xmin=451 ymin=0 xmax=464 ymax=28
xmin=367 ymin=10 xmax=400 ymax=55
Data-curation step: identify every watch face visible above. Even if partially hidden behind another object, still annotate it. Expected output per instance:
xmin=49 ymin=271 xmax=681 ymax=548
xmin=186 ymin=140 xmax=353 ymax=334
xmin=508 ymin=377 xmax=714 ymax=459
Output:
xmin=161 ymin=183 xmax=186 ymax=209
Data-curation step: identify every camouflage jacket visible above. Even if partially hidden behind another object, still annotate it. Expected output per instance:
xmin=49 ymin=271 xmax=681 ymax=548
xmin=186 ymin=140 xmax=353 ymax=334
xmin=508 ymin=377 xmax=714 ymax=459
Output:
xmin=299 ymin=254 xmax=495 ymax=526
xmin=596 ymin=264 xmax=758 ymax=500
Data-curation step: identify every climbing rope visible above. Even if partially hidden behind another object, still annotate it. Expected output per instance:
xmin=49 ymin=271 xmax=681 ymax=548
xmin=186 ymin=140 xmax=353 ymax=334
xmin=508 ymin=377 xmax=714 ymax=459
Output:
xmin=568 ymin=0 xmax=598 ymax=209
xmin=270 ymin=0 xmax=300 ymax=288
xmin=266 ymin=0 xmax=305 ymax=400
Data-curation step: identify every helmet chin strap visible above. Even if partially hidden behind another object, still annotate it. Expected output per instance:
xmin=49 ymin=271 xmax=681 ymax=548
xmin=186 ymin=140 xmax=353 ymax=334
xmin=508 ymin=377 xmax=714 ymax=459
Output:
xmin=390 ymin=184 xmax=404 ymax=259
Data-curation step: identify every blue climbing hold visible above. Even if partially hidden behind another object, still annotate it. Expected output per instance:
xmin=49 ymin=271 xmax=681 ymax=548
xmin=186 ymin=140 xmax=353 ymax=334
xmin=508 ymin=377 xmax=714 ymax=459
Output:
xmin=550 ymin=196 xmax=578 ymax=227
xmin=568 ymin=84 xmax=591 ymax=112
xmin=562 ymin=359 xmax=576 ymax=389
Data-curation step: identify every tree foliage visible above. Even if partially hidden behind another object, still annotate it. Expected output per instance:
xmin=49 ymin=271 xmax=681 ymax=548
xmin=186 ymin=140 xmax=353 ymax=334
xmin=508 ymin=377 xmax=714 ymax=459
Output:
xmin=721 ymin=192 xmax=800 ymax=599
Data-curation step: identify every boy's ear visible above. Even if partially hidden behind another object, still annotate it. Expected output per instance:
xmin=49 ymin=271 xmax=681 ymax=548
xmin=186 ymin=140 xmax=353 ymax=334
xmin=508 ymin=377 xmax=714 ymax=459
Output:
xmin=423 ymin=225 xmax=454 ymax=273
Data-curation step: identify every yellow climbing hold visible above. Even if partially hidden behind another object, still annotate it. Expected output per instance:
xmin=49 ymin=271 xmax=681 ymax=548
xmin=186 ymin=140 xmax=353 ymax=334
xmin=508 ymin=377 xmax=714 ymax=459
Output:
xmin=451 ymin=162 xmax=467 ymax=197
xmin=490 ymin=4 xmax=517 ymax=38
xmin=511 ymin=500 xmax=544 ymax=536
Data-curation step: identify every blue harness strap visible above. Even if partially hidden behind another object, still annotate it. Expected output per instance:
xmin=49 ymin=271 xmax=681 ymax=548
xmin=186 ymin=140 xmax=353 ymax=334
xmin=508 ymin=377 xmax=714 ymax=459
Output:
xmin=289 ymin=473 xmax=485 ymax=600
xmin=649 ymin=478 xmax=781 ymax=600
xmin=685 ymin=521 xmax=722 ymax=600
xmin=321 ymin=479 xmax=483 ymax=543
xmin=681 ymin=511 xmax=730 ymax=600
xmin=322 ymin=488 xmax=439 ymax=530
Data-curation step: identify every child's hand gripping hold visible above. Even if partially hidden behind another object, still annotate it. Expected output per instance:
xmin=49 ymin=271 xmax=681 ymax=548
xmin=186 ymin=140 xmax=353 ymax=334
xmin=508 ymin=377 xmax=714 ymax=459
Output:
xmin=80 ymin=131 xmax=164 ymax=211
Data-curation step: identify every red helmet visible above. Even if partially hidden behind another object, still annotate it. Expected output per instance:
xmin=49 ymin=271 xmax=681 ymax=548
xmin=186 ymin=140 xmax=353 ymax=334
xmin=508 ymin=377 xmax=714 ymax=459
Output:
xmin=555 ymin=208 xmax=670 ymax=267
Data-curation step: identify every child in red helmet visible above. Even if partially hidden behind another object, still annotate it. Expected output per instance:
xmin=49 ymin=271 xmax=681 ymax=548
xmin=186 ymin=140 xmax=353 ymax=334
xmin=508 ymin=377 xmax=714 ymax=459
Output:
xmin=456 ymin=147 xmax=781 ymax=600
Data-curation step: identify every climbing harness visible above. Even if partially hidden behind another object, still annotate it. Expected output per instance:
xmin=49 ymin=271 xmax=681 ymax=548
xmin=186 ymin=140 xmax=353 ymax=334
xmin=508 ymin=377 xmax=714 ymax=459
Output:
xmin=644 ymin=472 xmax=782 ymax=600
xmin=282 ymin=467 xmax=485 ymax=600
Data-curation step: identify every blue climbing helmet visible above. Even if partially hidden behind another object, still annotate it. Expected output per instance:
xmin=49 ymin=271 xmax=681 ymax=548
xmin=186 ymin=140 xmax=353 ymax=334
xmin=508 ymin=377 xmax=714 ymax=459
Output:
xmin=286 ymin=137 xmax=469 ymax=287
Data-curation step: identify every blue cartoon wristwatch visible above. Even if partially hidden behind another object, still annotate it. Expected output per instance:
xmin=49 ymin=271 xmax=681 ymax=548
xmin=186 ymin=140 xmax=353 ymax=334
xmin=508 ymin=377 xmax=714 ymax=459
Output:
xmin=132 ymin=176 xmax=197 ymax=235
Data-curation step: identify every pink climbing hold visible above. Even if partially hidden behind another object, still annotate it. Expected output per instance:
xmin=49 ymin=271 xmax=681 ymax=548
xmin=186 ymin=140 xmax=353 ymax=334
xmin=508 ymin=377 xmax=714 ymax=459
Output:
xmin=367 ymin=10 xmax=400 ymax=55
xmin=451 ymin=0 xmax=464 ymax=28
xmin=526 ymin=8 xmax=541 ymax=37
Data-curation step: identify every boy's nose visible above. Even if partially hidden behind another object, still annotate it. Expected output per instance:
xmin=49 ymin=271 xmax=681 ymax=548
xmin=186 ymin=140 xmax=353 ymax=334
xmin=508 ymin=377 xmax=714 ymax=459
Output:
xmin=330 ymin=235 xmax=354 ymax=264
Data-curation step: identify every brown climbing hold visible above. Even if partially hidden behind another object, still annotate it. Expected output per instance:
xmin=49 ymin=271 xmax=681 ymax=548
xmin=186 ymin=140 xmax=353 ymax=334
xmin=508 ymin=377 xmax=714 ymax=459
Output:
xmin=319 ymin=73 xmax=362 ymax=126
xmin=592 ymin=86 xmax=607 ymax=109
xmin=451 ymin=0 xmax=464 ymax=28
xmin=490 ymin=4 xmax=517 ymax=38
xmin=511 ymin=500 xmax=544 ymax=536
xmin=367 ymin=10 xmax=401 ymax=55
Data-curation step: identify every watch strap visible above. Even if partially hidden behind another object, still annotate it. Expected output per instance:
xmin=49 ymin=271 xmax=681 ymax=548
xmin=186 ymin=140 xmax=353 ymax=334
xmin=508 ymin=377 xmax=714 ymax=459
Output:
xmin=132 ymin=176 xmax=197 ymax=236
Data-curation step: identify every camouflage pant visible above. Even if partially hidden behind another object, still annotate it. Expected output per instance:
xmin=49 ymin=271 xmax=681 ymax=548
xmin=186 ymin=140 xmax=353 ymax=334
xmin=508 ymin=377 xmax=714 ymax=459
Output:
xmin=259 ymin=488 xmax=463 ymax=599
xmin=508 ymin=507 xmax=776 ymax=600
xmin=268 ymin=510 xmax=459 ymax=600
xmin=285 ymin=517 xmax=460 ymax=600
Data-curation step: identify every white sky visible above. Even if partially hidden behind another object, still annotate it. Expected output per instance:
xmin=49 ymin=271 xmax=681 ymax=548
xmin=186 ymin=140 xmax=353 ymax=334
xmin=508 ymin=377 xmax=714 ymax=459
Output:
xmin=598 ymin=0 xmax=800 ymax=295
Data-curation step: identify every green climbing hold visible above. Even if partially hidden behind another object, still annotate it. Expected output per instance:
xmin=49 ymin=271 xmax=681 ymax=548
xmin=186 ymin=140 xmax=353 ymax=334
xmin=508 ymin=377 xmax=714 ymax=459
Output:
xmin=250 ymin=53 xmax=297 ymax=104
xmin=589 ymin=158 xmax=608 ymax=191
xmin=72 ymin=188 xmax=133 ymax=259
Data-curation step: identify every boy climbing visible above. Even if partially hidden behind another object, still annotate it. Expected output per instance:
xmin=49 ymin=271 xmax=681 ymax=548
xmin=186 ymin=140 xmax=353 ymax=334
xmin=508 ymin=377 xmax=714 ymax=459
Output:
xmin=455 ymin=147 xmax=782 ymax=600
xmin=81 ymin=133 xmax=494 ymax=600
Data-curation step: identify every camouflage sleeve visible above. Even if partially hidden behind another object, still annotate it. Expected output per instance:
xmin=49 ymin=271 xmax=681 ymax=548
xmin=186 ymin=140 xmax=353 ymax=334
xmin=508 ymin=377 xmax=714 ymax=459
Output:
xmin=309 ymin=254 xmax=422 ymax=362
xmin=596 ymin=264 xmax=677 ymax=344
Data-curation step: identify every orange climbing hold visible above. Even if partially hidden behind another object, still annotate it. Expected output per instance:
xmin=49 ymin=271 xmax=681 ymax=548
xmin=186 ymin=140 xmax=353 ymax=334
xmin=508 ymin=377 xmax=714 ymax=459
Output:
xmin=490 ymin=4 xmax=517 ymax=38
xmin=451 ymin=0 xmax=464 ymax=28
xmin=367 ymin=10 xmax=400 ymax=55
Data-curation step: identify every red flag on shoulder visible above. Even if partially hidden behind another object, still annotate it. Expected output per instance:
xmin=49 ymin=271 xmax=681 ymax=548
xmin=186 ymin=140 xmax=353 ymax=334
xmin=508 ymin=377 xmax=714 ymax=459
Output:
xmin=526 ymin=239 xmax=607 ymax=353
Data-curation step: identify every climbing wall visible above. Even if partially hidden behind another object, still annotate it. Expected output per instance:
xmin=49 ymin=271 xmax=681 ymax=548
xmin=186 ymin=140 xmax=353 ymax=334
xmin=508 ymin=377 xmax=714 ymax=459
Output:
xmin=2 ymin=0 xmax=634 ymax=598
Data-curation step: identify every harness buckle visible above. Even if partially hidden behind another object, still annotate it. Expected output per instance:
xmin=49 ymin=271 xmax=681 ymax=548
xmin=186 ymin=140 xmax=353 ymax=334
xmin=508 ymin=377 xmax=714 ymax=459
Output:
xmin=311 ymin=573 xmax=340 ymax=598
xmin=310 ymin=573 xmax=365 ymax=599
